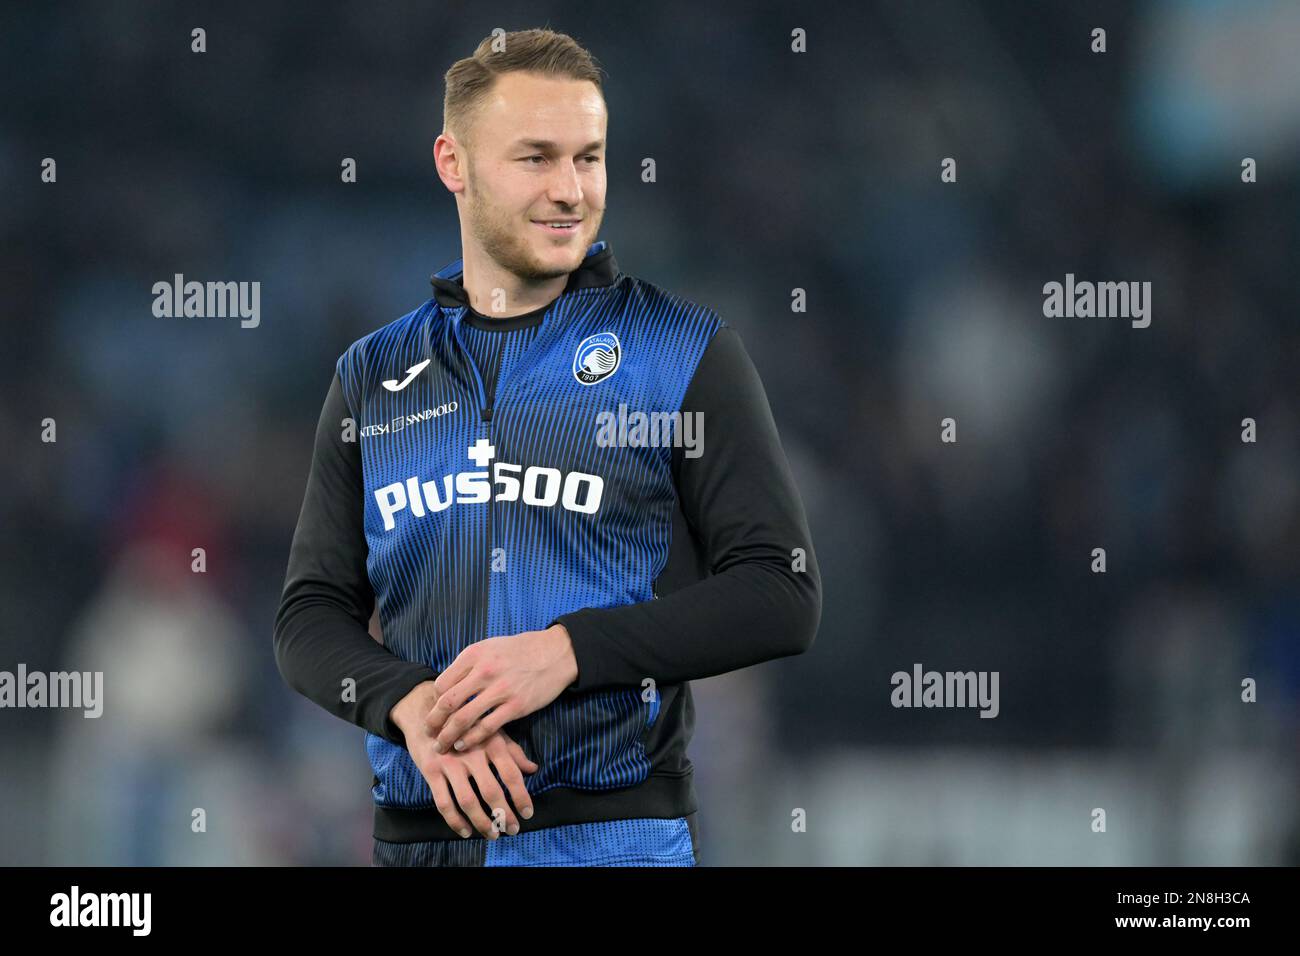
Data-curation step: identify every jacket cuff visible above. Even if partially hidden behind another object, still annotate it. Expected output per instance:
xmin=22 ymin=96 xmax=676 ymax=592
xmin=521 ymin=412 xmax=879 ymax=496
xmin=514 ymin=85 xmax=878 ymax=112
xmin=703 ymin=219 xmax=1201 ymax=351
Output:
xmin=552 ymin=610 xmax=613 ymax=693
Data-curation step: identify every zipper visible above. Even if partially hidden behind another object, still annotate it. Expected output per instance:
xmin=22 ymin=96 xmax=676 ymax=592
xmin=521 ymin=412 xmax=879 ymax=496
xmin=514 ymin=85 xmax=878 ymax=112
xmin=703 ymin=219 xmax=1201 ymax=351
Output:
xmin=483 ymin=405 xmax=494 ymax=641
xmin=450 ymin=313 xmax=496 ymax=644
xmin=451 ymin=292 xmax=568 ymax=420
xmin=450 ymin=313 xmax=490 ymax=419
xmin=448 ymin=301 xmax=559 ymax=644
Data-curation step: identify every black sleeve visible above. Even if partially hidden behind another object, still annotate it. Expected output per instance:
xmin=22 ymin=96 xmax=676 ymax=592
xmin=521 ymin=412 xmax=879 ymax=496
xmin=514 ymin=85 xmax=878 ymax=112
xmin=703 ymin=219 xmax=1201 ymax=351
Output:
xmin=273 ymin=371 xmax=438 ymax=746
xmin=554 ymin=325 xmax=822 ymax=691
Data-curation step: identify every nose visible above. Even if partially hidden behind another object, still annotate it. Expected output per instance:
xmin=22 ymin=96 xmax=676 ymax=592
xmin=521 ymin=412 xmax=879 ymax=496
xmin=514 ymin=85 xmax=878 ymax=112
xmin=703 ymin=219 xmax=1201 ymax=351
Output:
xmin=545 ymin=157 xmax=583 ymax=207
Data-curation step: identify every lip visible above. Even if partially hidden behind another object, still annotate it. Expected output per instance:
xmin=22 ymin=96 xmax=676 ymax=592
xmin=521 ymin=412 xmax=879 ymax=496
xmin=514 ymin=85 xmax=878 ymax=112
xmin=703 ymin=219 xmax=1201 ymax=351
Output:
xmin=532 ymin=219 xmax=583 ymax=237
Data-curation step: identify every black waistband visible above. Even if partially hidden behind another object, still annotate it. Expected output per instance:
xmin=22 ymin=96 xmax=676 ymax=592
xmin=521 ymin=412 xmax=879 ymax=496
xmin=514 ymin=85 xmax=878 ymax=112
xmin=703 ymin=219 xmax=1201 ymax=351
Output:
xmin=373 ymin=771 xmax=697 ymax=843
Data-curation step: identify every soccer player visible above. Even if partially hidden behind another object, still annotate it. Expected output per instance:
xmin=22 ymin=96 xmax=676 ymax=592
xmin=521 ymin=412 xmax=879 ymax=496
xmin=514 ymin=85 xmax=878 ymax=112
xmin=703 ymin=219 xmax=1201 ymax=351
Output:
xmin=273 ymin=28 xmax=821 ymax=867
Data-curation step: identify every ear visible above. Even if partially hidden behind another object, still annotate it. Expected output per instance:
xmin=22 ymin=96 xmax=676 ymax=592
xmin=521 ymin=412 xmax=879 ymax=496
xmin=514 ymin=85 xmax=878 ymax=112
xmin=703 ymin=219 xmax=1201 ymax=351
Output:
xmin=434 ymin=133 xmax=466 ymax=194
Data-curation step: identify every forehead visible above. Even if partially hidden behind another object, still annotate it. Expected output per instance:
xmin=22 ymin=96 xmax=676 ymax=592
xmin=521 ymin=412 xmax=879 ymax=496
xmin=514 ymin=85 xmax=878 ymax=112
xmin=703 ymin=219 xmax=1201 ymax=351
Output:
xmin=477 ymin=71 xmax=606 ymax=146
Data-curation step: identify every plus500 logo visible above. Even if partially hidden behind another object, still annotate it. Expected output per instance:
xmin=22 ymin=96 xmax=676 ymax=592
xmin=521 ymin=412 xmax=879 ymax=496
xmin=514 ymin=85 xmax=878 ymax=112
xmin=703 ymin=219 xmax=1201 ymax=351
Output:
xmin=374 ymin=440 xmax=604 ymax=530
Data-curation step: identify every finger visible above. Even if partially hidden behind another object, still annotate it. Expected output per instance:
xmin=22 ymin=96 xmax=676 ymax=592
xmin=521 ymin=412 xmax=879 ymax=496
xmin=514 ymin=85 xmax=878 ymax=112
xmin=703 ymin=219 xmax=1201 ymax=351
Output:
xmin=436 ymin=687 xmax=508 ymax=753
xmin=424 ymin=673 xmax=485 ymax=737
xmin=455 ymin=702 xmax=521 ymax=752
xmin=431 ymin=654 xmax=474 ymax=698
xmin=445 ymin=765 xmax=497 ymax=839
xmin=468 ymin=757 xmax=519 ymax=836
xmin=496 ymin=733 xmax=533 ymax=764
xmin=487 ymin=740 xmax=535 ymax=821
xmin=418 ymin=687 xmax=441 ymax=720
xmin=505 ymin=738 xmax=540 ymax=773
xmin=427 ymin=770 xmax=473 ymax=840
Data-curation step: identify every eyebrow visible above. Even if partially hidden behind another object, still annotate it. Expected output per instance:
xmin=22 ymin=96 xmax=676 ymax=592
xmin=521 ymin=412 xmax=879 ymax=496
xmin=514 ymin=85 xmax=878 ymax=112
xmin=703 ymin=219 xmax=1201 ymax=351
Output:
xmin=512 ymin=139 xmax=605 ymax=153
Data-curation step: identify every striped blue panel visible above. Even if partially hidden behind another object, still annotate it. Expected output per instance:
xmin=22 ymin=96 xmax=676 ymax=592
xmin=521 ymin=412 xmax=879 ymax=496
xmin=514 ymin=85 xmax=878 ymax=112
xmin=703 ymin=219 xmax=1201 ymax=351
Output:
xmin=484 ymin=817 xmax=696 ymax=867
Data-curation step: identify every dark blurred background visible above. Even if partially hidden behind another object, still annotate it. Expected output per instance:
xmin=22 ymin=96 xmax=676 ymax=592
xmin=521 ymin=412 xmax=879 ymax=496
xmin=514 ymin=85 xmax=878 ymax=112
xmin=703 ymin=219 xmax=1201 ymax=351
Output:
xmin=2 ymin=0 xmax=1297 ymax=865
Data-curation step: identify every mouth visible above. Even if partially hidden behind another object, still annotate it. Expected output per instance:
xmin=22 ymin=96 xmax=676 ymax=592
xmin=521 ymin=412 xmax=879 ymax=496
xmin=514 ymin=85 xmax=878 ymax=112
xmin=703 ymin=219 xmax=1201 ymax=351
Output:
xmin=531 ymin=219 xmax=583 ymax=237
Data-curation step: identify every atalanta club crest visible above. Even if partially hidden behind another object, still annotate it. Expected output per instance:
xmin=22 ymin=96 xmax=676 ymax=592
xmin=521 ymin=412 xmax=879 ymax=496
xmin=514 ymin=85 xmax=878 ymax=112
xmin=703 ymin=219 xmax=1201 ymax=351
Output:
xmin=573 ymin=332 xmax=621 ymax=385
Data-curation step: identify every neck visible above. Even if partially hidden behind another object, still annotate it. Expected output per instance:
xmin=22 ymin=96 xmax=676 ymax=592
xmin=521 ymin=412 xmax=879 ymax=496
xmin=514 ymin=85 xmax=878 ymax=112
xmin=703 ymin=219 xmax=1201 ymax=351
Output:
xmin=458 ymin=243 xmax=569 ymax=318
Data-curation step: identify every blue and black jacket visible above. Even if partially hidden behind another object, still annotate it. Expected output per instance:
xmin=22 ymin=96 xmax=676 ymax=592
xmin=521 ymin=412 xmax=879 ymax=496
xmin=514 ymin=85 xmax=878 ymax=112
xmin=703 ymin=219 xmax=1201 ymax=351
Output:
xmin=274 ymin=241 xmax=821 ymax=849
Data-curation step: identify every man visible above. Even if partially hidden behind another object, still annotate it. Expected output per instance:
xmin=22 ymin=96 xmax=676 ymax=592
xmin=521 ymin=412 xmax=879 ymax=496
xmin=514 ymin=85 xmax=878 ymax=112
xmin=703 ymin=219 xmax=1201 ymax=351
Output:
xmin=273 ymin=28 xmax=821 ymax=867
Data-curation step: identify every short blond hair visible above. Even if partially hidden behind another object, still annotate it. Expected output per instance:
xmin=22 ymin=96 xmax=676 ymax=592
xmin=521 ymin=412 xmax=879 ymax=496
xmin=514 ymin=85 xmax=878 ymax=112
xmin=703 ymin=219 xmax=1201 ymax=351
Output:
xmin=443 ymin=28 xmax=606 ymax=151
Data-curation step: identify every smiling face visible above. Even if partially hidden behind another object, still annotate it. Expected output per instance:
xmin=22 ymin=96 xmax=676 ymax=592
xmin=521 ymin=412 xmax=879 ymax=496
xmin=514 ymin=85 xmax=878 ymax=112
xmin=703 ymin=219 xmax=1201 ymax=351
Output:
xmin=448 ymin=71 xmax=608 ymax=283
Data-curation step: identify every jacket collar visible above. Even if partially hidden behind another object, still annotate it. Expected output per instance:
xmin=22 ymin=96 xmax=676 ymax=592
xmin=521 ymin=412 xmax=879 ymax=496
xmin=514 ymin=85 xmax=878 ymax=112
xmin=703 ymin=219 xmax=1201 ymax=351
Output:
xmin=430 ymin=240 xmax=619 ymax=310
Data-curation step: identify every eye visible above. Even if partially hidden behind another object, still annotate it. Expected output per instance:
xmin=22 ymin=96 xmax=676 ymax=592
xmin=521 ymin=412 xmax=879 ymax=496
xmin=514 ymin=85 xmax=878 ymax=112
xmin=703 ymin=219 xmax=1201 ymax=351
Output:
xmin=523 ymin=155 xmax=546 ymax=165
xmin=583 ymin=155 xmax=602 ymax=164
